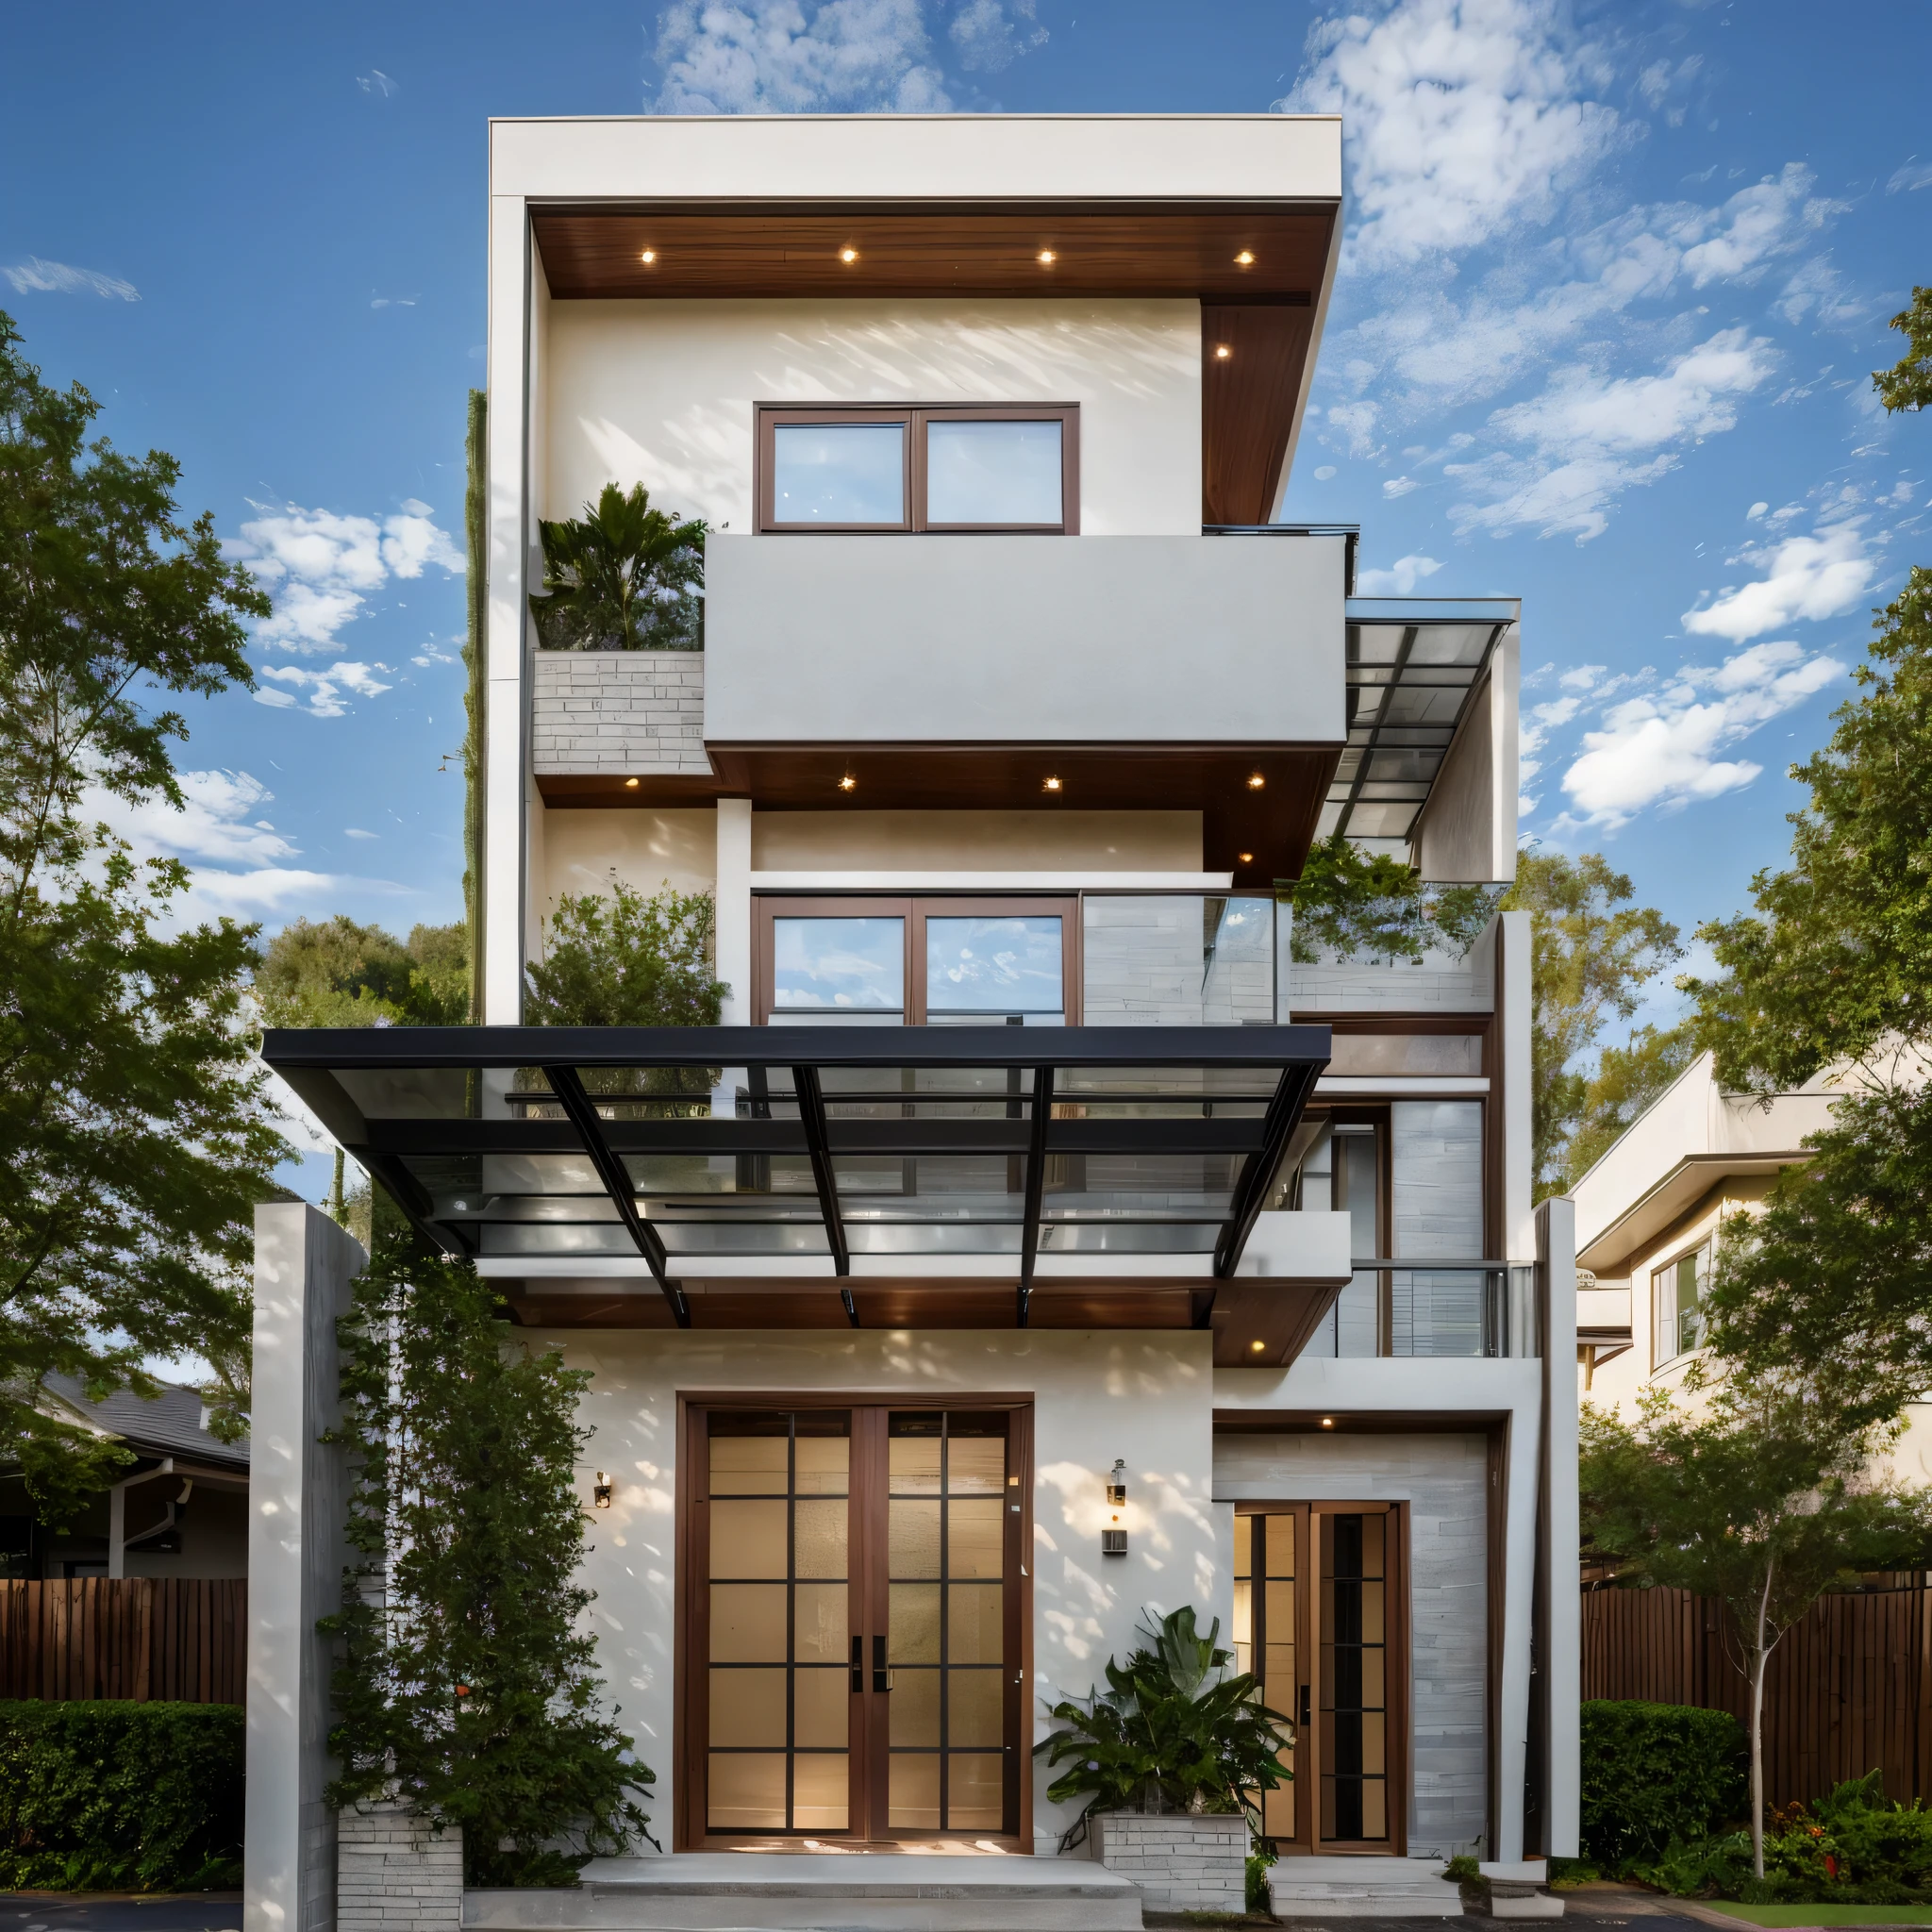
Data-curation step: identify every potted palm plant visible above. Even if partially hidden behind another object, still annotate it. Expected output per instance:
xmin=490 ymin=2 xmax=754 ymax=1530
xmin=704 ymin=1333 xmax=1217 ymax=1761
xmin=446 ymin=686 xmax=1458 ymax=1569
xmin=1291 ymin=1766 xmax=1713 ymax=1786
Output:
xmin=529 ymin=481 xmax=705 ymax=651
xmin=1035 ymin=1607 xmax=1291 ymax=1912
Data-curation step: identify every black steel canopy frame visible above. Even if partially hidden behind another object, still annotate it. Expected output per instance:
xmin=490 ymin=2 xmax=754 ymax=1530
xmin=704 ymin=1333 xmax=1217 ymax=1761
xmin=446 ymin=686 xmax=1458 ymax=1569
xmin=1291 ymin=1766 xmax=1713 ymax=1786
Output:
xmin=262 ymin=1024 xmax=1331 ymax=1330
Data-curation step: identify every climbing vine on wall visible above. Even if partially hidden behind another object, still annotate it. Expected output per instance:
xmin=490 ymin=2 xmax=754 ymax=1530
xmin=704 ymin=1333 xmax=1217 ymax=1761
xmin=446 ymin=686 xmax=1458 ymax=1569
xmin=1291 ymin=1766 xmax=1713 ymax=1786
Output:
xmin=323 ymin=1218 xmax=656 ymax=1886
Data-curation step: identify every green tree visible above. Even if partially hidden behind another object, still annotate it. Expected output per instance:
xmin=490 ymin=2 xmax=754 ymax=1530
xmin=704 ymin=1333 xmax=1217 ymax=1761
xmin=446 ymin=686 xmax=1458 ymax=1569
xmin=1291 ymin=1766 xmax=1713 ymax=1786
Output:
xmin=1581 ymin=1385 xmax=1932 ymax=1879
xmin=1686 ymin=570 xmax=1932 ymax=1404
xmin=1500 ymin=852 xmax=1686 ymax=1199
xmin=525 ymin=883 xmax=725 ymax=1028
xmin=0 ymin=312 xmax=284 ymax=1524
xmin=1874 ymin=286 xmax=1932 ymax=414
xmin=530 ymin=482 xmax=705 ymax=652
xmin=1283 ymin=833 xmax=1499 ymax=963
xmin=325 ymin=1220 xmax=656 ymax=1883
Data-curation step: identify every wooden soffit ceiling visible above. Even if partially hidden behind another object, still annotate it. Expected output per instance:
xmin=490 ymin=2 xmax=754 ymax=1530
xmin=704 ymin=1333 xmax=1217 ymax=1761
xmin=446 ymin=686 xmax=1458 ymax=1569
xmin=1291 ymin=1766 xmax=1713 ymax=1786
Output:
xmin=529 ymin=200 xmax=1337 ymax=301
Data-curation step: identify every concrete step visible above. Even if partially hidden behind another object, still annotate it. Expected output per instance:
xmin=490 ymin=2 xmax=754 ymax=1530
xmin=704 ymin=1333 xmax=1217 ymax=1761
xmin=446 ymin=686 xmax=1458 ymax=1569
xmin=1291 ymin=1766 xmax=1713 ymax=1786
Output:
xmin=1267 ymin=1856 xmax=1467 ymax=1920
xmin=466 ymin=1852 xmax=1143 ymax=1932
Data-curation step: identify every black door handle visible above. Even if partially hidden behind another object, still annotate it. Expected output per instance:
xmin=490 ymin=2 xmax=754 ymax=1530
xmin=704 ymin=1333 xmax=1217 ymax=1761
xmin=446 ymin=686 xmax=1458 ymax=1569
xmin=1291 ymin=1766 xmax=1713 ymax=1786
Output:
xmin=874 ymin=1632 xmax=890 ymax=1692
xmin=851 ymin=1635 xmax=862 ymax=1694
xmin=1299 ymin=1684 xmax=1310 ymax=1728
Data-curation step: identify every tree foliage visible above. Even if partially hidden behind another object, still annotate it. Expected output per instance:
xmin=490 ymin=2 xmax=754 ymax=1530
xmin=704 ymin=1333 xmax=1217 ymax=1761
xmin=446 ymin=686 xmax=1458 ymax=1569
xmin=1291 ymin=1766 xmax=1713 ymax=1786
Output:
xmin=255 ymin=917 xmax=470 ymax=1029
xmin=325 ymin=1221 xmax=656 ymax=1885
xmin=1034 ymin=1606 xmax=1292 ymax=1852
xmin=1500 ymin=851 xmax=1686 ymax=1200
xmin=1874 ymin=286 xmax=1932 ymax=415
xmin=1284 ymin=834 xmax=1499 ymax=964
xmin=0 ymin=311 xmax=284 ymax=1524
xmin=530 ymin=482 xmax=705 ymax=652
xmin=1581 ymin=1384 xmax=1932 ymax=1877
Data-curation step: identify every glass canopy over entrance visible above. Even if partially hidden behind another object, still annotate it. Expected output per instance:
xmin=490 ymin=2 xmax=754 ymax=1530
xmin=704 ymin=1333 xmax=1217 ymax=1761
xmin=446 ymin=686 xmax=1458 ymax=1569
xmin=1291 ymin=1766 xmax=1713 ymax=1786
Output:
xmin=264 ymin=1024 xmax=1329 ymax=1329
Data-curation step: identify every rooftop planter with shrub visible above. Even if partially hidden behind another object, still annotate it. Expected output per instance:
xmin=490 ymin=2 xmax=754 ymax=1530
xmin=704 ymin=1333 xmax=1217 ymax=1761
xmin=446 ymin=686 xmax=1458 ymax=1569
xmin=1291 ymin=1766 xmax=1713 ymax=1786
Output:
xmin=529 ymin=482 xmax=705 ymax=652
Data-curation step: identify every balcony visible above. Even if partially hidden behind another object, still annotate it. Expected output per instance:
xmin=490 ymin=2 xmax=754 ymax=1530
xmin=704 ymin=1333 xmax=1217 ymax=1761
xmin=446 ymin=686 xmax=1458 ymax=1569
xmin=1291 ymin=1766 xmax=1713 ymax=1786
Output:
xmin=532 ymin=532 xmax=1348 ymax=883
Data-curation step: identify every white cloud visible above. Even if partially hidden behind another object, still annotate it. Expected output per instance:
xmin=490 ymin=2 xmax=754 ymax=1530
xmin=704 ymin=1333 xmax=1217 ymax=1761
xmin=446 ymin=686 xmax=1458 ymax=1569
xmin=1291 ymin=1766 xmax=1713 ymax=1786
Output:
xmin=344 ymin=828 xmax=380 ymax=841
xmin=948 ymin=0 xmax=1044 ymax=72
xmin=1747 ymin=501 xmax=1770 ymax=520
xmin=1681 ymin=524 xmax=1874 ymax=642
xmin=358 ymin=70 xmax=397 ymax=97
xmin=649 ymin=0 xmax=953 ymax=112
xmin=1557 ymin=641 xmax=1842 ymax=827
xmin=257 ymin=660 xmax=395 ymax=719
xmin=229 ymin=502 xmax=461 ymax=651
xmin=1283 ymin=0 xmax=1626 ymax=268
xmin=4 ymin=257 xmax=140 ymax=300
xmin=1313 ymin=465 xmax=1338 ymax=480
xmin=83 ymin=768 xmax=408 ymax=923
xmin=1888 ymin=158 xmax=1932 ymax=194
xmin=1382 ymin=475 xmax=1419 ymax=497
xmin=1452 ymin=328 xmax=1776 ymax=541
xmin=1678 ymin=164 xmax=1847 ymax=289
xmin=1356 ymin=554 xmax=1444 ymax=595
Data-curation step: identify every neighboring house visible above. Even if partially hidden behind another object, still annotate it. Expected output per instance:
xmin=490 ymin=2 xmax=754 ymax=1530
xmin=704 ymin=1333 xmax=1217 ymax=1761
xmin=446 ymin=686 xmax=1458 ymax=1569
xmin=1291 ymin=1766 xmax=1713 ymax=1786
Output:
xmin=248 ymin=112 xmax=1578 ymax=1929
xmin=1571 ymin=1050 xmax=1932 ymax=1482
xmin=0 ymin=1376 xmax=250 ymax=1581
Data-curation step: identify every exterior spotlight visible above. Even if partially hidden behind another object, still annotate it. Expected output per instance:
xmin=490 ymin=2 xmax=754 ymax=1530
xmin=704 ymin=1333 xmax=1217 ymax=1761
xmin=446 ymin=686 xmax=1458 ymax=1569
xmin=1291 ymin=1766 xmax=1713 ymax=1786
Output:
xmin=1247 ymin=773 xmax=1266 ymax=790
xmin=838 ymin=774 xmax=858 ymax=791
xmin=1042 ymin=774 xmax=1062 ymax=792
xmin=1234 ymin=250 xmax=1256 ymax=266
xmin=1214 ymin=343 xmax=1233 ymax=359
xmin=624 ymin=776 xmax=640 ymax=789
xmin=640 ymin=249 xmax=657 ymax=264
xmin=840 ymin=247 xmax=858 ymax=263
xmin=1037 ymin=249 xmax=1057 ymax=264
xmin=592 ymin=1472 xmax=613 ymax=1507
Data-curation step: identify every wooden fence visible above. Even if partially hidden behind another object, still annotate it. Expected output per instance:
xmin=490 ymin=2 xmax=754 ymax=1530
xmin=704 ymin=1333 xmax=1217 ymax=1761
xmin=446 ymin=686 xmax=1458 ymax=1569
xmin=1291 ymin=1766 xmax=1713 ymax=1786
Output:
xmin=1582 ymin=1581 xmax=1932 ymax=1805
xmin=0 ymin=1578 xmax=246 ymax=1705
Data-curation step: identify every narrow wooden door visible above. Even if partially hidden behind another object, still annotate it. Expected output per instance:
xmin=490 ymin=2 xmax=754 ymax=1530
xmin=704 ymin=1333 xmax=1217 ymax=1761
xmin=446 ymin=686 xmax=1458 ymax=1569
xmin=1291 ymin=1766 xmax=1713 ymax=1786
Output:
xmin=686 ymin=1400 xmax=1027 ymax=1848
xmin=1235 ymin=1502 xmax=1407 ymax=1857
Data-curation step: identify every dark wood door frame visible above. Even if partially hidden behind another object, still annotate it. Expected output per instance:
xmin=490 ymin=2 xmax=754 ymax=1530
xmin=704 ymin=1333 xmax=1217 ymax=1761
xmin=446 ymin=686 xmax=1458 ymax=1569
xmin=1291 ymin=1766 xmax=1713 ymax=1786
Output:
xmin=1238 ymin=1499 xmax=1410 ymax=1857
xmin=675 ymin=1392 xmax=1035 ymax=1853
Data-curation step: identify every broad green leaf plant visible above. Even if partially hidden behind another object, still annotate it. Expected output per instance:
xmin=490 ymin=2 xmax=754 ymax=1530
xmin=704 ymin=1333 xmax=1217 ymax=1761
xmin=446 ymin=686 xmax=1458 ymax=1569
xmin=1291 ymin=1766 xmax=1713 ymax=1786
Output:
xmin=1034 ymin=1606 xmax=1291 ymax=1852
xmin=530 ymin=482 xmax=705 ymax=652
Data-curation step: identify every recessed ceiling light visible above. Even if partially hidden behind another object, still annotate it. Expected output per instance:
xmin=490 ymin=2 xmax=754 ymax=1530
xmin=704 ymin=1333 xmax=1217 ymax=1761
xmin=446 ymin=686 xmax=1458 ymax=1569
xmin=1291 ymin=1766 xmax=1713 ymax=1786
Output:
xmin=640 ymin=249 xmax=657 ymax=265
xmin=1042 ymin=775 xmax=1062 ymax=792
xmin=1214 ymin=343 xmax=1233 ymax=360
xmin=1247 ymin=773 xmax=1266 ymax=790
xmin=1234 ymin=250 xmax=1256 ymax=266
xmin=1320 ymin=1417 xmax=1336 ymax=1428
xmin=839 ymin=247 xmax=858 ymax=263
xmin=624 ymin=776 xmax=640 ymax=789
xmin=1037 ymin=249 xmax=1057 ymax=265
xmin=1239 ymin=852 xmax=1254 ymax=864
xmin=838 ymin=774 xmax=858 ymax=791
xmin=1249 ymin=1339 xmax=1266 ymax=1354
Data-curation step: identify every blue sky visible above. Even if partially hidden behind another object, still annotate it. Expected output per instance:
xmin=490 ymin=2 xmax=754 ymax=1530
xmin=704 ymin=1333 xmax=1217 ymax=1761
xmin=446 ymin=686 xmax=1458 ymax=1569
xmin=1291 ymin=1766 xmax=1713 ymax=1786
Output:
xmin=4 ymin=0 xmax=1929 ymax=1033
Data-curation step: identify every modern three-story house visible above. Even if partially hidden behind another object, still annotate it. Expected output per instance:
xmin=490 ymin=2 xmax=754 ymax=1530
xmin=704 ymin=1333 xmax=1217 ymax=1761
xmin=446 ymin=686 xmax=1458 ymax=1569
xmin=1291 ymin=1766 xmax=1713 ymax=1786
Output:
xmin=251 ymin=110 xmax=1578 ymax=1929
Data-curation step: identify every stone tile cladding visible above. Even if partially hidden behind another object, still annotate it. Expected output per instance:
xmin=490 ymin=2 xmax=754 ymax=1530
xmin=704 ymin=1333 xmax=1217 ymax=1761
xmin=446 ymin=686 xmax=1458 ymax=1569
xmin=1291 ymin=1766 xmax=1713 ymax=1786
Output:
xmin=531 ymin=650 xmax=708 ymax=774
xmin=337 ymin=1801 xmax=462 ymax=1932
xmin=1087 ymin=1811 xmax=1249 ymax=1911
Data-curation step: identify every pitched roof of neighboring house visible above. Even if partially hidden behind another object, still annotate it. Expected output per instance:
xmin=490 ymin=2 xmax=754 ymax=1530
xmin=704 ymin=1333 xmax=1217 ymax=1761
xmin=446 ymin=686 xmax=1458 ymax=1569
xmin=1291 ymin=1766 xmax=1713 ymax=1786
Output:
xmin=42 ymin=1374 xmax=249 ymax=1475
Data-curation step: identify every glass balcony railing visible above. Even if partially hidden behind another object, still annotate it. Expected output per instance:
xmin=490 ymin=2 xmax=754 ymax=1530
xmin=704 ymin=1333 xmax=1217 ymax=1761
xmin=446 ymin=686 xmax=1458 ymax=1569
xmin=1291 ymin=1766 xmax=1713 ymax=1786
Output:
xmin=1303 ymin=1263 xmax=1536 ymax=1357
xmin=1081 ymin=895 xmax=1276 ymax=1026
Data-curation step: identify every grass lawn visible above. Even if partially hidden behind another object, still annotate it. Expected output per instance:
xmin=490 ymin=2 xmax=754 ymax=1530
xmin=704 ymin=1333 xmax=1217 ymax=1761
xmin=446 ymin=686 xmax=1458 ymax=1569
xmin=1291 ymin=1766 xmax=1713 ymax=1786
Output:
xmin=1709 ymin=1905 xmax=1932 ymax=1926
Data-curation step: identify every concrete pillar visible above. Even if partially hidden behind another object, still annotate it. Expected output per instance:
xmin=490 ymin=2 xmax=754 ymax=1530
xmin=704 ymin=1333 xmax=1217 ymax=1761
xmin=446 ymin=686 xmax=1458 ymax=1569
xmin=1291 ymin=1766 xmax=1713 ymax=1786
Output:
xmin=1537 ymin=1195 xmax=1581 ymax=1857
xmin=714 ymin=797 xmax=753 ymax=1024
xmin=245 ymin=1203 xmax=367 ymax=1932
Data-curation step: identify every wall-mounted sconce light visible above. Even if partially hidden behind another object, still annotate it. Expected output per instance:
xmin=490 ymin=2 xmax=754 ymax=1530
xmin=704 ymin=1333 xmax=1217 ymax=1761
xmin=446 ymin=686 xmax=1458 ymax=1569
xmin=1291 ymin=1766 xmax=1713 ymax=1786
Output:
xmin=593 ymin=1472 xmax=613 ymax=1508
xmin=1102 ymin=1457 xmax=1127 ymax=1557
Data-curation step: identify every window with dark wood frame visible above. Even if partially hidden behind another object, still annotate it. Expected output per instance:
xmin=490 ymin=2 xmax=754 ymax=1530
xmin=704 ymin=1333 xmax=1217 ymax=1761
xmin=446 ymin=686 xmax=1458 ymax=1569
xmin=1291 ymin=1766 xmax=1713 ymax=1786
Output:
xmin=753 ymin=895 xmax=1082 ymax=1025
xmin=756 ymin=404 xmax=1080 ymax=533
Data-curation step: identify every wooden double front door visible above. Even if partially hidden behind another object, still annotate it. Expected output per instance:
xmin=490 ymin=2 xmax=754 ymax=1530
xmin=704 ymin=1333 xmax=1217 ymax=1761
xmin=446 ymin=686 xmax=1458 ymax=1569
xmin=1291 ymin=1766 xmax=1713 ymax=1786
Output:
xmin=1234 ymin=1502 xmax=1409 ymax=1856
xmin=680 ymin=1401 xmax=1029 ymax=1848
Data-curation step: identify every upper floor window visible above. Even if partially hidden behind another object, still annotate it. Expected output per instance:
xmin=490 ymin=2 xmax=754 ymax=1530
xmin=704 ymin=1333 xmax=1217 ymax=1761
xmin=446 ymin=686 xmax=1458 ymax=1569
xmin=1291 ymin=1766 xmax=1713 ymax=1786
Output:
xmin=1652 ymin=1241 xmax=1709 ymax=1367
xmin=757 ymin=405 xmax=1078 ymax=534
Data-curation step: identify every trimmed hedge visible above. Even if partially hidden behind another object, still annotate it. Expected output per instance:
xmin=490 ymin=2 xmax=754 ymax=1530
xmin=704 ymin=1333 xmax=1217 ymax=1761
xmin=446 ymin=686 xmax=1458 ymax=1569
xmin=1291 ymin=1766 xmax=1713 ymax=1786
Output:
xmin=1580 ymin=1699 xmax=1748 ymax=1871
xmin=0 ymin=1700 xmax=243 ymax=1891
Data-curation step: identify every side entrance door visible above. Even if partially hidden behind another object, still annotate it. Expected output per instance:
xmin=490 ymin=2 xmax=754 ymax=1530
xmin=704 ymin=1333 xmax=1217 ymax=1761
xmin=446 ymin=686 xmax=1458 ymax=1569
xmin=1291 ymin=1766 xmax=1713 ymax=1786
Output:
xmin=682 ymin=1400 xmax=1030 ymax=1849
xmin=1233 ymin=1501 xmax=1408 ymax=1856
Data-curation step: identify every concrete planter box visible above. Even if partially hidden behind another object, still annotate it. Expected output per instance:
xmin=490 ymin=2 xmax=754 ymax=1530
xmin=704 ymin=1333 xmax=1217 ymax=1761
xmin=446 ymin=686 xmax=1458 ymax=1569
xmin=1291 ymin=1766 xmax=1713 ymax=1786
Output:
xmin=1087 ymin=1809 xmax=1248 ymax=1912
xmin=531 ymin=649 xmax=708 ymax=776
xmin=338 ymin=1799 xmax=463 ymax=1932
